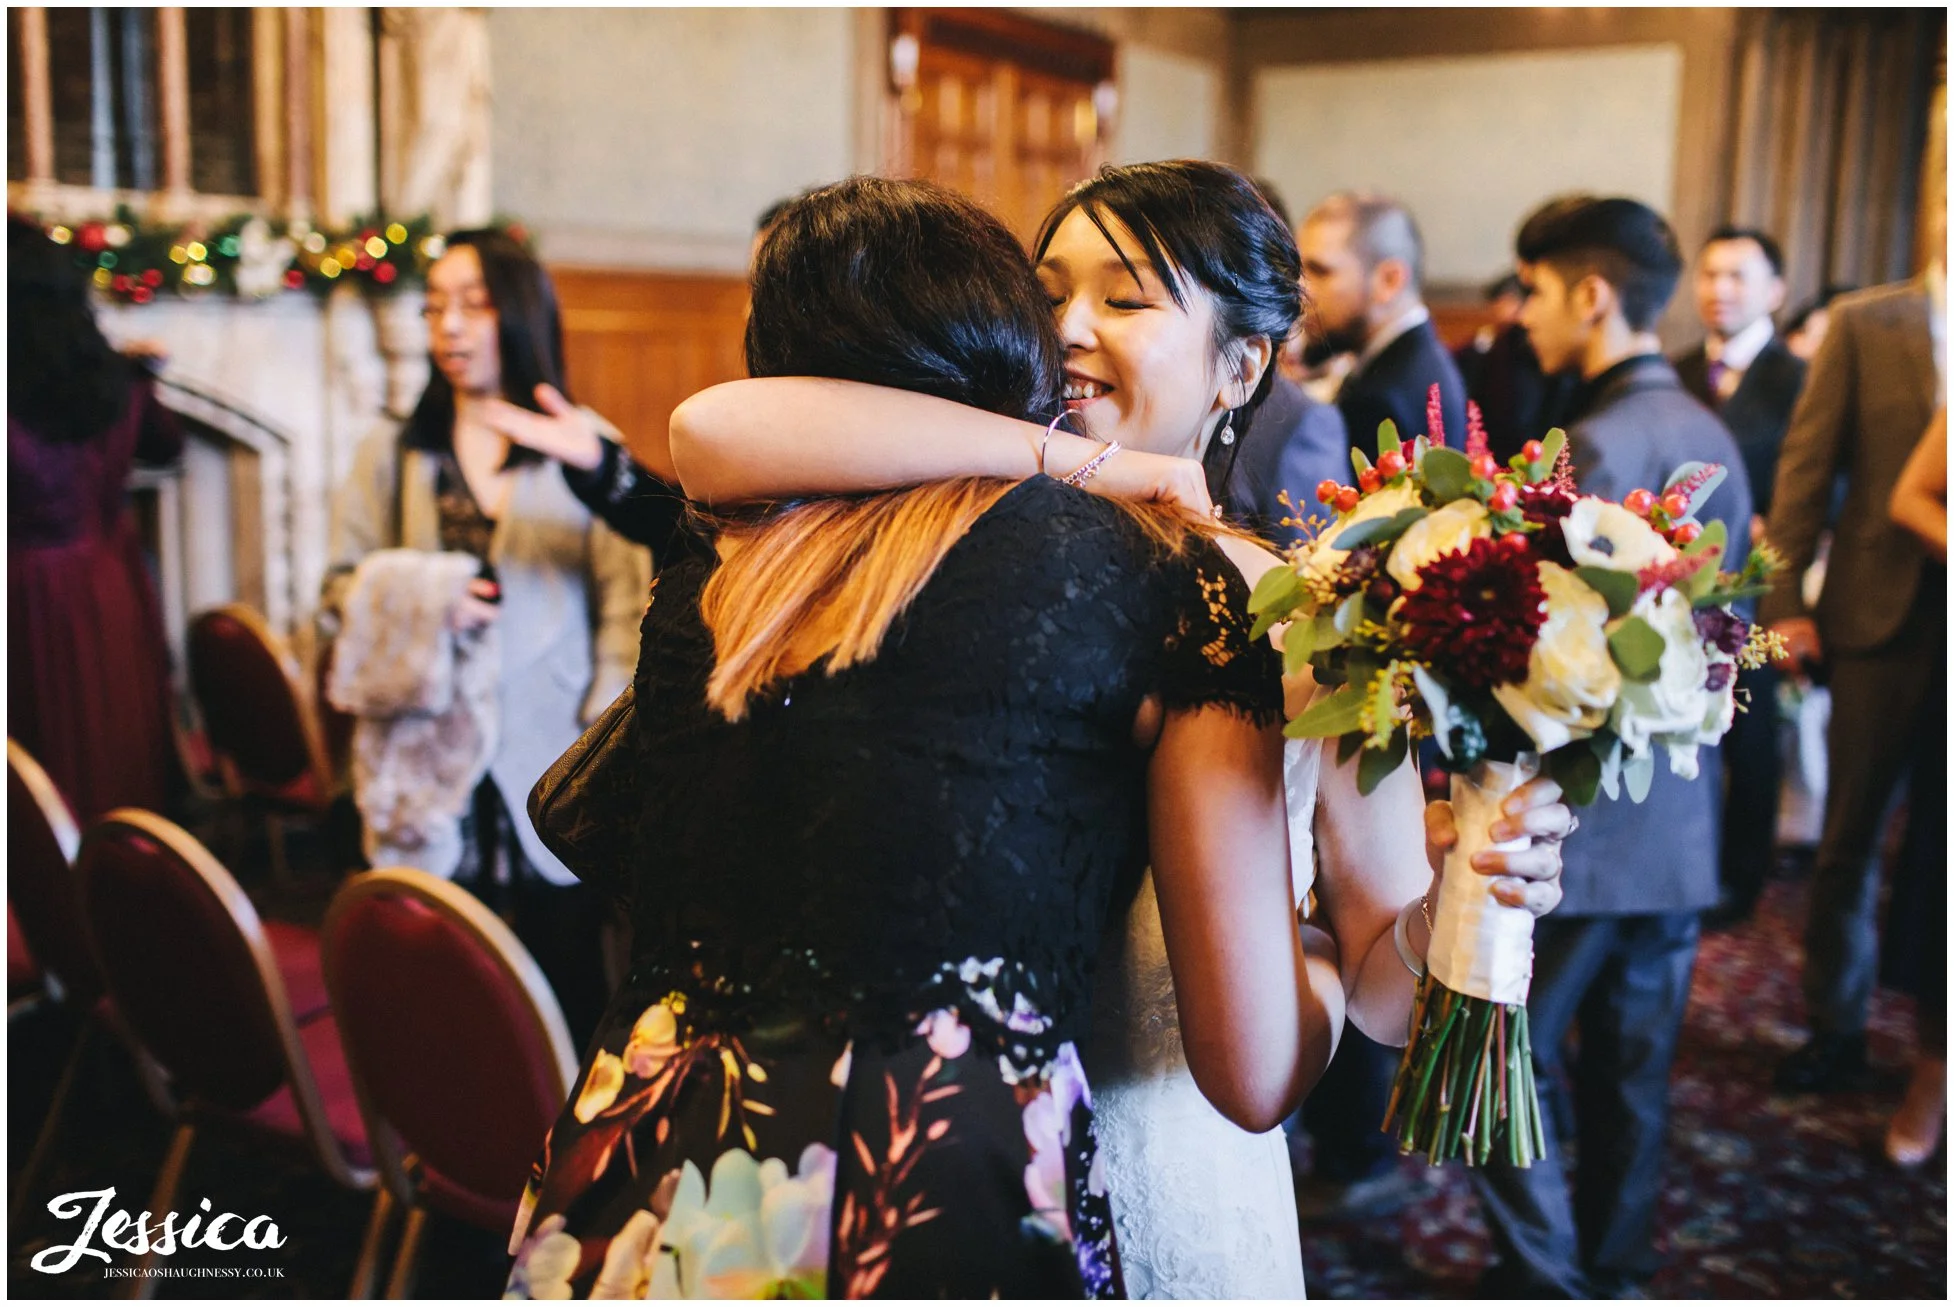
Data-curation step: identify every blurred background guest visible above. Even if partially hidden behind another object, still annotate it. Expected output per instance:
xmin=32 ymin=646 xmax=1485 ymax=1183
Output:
xmin=7 ymin=214 xmax=184 ymax=820
xmin=1761 ymin=217 xmax=1944 ymax=1098
xmin=1881 ymin=405 xmax=1946 ymax=1170
xmin=1455 ymin=268 xmax=1577 ymax=463
xmin=1673 ymin=225 xmax=1807 ymax=930
xmin=322 ymin=228 xmax=650 ymax=1046
xmin=1783 ymin=283 xmax=1859 ymax=364
xmin=1475 ymin=195 xmax=1752 ymax=1298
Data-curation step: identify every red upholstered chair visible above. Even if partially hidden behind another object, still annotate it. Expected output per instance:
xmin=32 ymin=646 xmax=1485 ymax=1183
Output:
xmin=7 ymin=742 xmax=175 ymax=1226
xmin=322 ymin=868 xmax=578 ymax=1299
xmin=184 ymin=604 xmax=337 ymax=882
xmin=76 ymin=808 xmax=374 ymax=1292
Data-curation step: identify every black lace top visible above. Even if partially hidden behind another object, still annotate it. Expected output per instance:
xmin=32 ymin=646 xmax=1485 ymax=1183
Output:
xmin=622 ymin=477 xmax=1280 ymax=1065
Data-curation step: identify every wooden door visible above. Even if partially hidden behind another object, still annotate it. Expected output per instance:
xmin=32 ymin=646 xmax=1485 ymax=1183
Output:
xmin=549 ymin=266 xmax=749 ymax=474
xmin=890 ymin=9 xmax=1113 ymax=244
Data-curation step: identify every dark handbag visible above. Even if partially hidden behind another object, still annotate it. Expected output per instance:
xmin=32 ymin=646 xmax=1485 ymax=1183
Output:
xmin=528 ymin=682 xmax=638 ymax=906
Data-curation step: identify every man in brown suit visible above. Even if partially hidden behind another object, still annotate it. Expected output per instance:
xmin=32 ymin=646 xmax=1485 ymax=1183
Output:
xmin=1761 ymin=251 xmax=1945 ymax=1093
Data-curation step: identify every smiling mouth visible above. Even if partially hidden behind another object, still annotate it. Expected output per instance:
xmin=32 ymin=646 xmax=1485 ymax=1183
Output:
xmin=1063 ymin=378 xmax=1112 ymax=404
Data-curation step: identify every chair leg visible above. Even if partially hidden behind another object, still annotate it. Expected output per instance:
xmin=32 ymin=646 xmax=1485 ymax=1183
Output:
xmin=384 ymin=1204 xmax=427 ymax=1300
xmin=348 ymin=1186 xmax=398 ymax=1299
xmin=9 ymin=1021 xmax=94 ymax=1228
xmin=126 ymin=1121 xmax=196 ymax=1300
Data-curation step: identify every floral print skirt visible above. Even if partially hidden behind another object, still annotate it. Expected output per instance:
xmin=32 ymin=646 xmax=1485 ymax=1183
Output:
xmin=505 ymin=964 xmax=1121 ymax=1299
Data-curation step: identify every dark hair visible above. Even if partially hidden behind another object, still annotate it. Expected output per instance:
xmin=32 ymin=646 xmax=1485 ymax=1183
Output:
xmin=1484 ymin=271 xmax=1525 ymax=302
xmin=1787 ymin=283 xmax=1857 ymax=334
xmin=746 ymin=177 xmax=1062 ymax=422
xmin=402 ymin=227 xmax=567 ymax=466
xmin=8 ymin=213 xmax=137 ymax=442
xmin=755 ymin=195 xmax=800 ymax=238
xmin=1036 ymin=160 xmax=1304 ymax=432
xmin=1515 ymin=195 xmax=1683 ymax=332
xmin=1703 ymin=225 xmax=1786 ymax=278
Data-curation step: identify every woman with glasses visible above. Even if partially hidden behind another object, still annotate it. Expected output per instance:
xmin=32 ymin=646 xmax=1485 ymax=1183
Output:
xmin=322 ymin=228 xmax=650 ymax=1045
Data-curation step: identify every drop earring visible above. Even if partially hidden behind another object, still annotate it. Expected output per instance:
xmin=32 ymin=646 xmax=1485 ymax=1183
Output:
xmin=1218 ymin=415 xmax=1236 ymax=447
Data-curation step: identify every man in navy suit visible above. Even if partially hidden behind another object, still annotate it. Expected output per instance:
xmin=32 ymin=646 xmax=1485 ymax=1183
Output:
xmin=1470 ymin=196 xmax=1753 ymax=1298
xmin=1300 ymin=192 xmax=1468 ymax=460
xmin=1673 ymin=227 xmax=1807 ymax=930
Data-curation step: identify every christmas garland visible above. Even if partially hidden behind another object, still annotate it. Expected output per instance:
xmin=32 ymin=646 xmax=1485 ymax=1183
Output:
xmin=31 ymin=207 xmax=532 ymax=306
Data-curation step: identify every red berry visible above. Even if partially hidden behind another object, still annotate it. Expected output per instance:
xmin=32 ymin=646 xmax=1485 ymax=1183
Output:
xmin=140 ymin=268 xmax=163 ymax=287
xmin=284 ymin=268 xmax=306 ymax=289
xmin=1335 ymin=487 xmax=1361 ymax=513
xmin=1672 ymin=522 xmax=1702 ymax=546
xmin=373 ymin=261 xmax=398 ymax=284
xmin=1623 ymin=488 xmax=1655 ymax=516
xmin=1660 ymin=492 xmax=1689 ymax=519
xmin=1359 ymin=467 xmax=1382 ymax=493
xmin=1470 ymin=452 xmax=1498 ymax=481
xmin=131 ymin=286 xmax=153 ymax=304
xmin=1376 ymin=449 xmax=1407 ymax=479
xmin=1489 ymin=483 xmax=1519 ymax=512
xmin=111 ymin=274 xmax=132 ymax=292
xmin=1522 ymin=440 xmax=1545 ymax=463
xmin=1315 ymin=479 xmax=1340 ymax=506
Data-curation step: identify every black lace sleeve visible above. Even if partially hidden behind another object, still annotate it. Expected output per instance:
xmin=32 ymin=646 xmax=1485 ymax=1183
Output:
xmin=1155 ymin=536 xmax=1284 ymax=726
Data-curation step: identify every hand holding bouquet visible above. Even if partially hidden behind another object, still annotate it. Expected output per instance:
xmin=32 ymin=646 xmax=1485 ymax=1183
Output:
xmin=1250 ymin=391 xmax=1780 ymax=1166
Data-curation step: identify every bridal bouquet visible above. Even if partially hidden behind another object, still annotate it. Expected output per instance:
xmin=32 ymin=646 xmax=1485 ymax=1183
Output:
xmin=1249 ymin=390 xmax=1779 ymax=1167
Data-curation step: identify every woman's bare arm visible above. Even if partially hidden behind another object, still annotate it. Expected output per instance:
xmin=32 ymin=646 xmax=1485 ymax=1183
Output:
xmin=669 ymin=376 xmax=1212 ymax=512
xmin=1890 ymin=408 xmax=1947 ymax=562
xmin=1148 ymin=706 xmax=1343 ymax=1133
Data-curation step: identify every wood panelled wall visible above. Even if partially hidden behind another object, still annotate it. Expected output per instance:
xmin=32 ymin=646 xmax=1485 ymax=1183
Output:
xmin=550 ymin=267 xmax=750 ymax=470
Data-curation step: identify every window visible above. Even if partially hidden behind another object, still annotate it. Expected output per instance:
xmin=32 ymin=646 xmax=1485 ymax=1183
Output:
xmin=10 ymin=7 xmax=277 ymax=216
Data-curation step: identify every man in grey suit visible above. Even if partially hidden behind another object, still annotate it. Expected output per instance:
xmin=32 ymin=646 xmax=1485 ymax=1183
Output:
xmin=1760 ymin=245 xmax=1945 ymax=1093
xmin=1469 ymin=197 xmax=1754 ymax=1298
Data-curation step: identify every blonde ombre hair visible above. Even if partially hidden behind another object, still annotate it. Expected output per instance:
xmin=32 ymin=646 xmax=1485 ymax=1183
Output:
xmin=701 ymin=480 xmax=1212 ymax=721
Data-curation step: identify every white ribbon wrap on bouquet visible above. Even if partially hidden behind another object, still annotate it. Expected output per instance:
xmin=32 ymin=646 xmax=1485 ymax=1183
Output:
xmin=1426 ymin=756 xmax=1539 ymax=1005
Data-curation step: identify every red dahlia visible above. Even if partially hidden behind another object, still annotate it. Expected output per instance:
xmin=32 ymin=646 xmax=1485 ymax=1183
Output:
xmin=1518 ymin=484 xmax=1578 ymax=567
xmin=1398 ymin=535 xmax=1547 ymax=690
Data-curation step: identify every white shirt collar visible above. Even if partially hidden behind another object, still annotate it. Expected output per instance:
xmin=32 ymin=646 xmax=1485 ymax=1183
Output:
xmin=1705 ymin=315 xmax=1775 ymax=374
xmin=1359 ymin=304 xmax=1431 ymax=368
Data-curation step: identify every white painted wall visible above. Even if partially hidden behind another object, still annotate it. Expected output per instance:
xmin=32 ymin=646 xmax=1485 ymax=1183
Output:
xmin=1253 ymin=45 xmax=1683 ymax=286
xmin=1113 ymin=44 xmax=1221 ymax=164
xmin=488 ymin=8 xmax=857 ymax=273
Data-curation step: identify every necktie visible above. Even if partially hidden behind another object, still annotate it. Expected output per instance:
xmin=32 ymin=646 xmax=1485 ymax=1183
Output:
xmin=1705 ymin=358 xmax=1729 ymax=406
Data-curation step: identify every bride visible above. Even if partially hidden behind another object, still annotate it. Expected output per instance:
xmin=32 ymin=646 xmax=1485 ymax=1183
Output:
xmin=508 ymin=161 xmax=1571 ymax=1297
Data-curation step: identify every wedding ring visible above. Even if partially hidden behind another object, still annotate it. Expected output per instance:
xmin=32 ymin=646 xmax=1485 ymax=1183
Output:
xmin=1210 ymin=504 xmax=1224 ymax=520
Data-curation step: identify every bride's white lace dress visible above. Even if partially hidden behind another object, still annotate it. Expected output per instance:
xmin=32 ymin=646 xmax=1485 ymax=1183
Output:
xmin=1087 ymin=737 xmax=1323 ymax=1299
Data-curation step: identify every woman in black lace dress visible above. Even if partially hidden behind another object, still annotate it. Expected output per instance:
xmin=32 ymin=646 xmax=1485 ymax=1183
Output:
xmin=505 ymin=178 xmax=1348 ymax=1300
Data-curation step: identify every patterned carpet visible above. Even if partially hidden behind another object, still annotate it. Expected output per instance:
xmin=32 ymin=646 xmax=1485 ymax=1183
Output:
xmin=9 ymin=856 xmax=1946 ymax=1298
xmin=1299 ymin=876 xmax=1947 ymax=1299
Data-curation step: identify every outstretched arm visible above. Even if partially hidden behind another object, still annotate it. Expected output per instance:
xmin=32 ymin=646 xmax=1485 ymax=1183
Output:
xmin=669 ymin=377 xmax=1214 ymax=512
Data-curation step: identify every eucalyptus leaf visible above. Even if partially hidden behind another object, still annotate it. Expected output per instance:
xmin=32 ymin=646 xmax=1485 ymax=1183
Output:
xmin=1622 ymin=750 xmax=1655 ymax=803
xmin=1681 ymin=517 xmax=1726 ymax=558
xmin=1285 ymin=684 xmax=1366 ymax=739
xmin=1334 ymin=592 xmax=1366 ymax=638
xmin=1247 ymin=562 xmax=1304 ymax=615
xmin=1663 ymin=462 xmax=1726 ymax=514
xmin=1350 ymin=447 xmax=1374 ymax=477
xmin=1332 ymin=505 xmax=1429 ymax=551
xmin=1574 ymin=566 xmax=1639 ymax=619
xmin=1410 ymin=665 xmax=1454 ymax=759
xmin=1539 ymin=428 xmax=1566 ymax=470
xmin=1608 ymin=616 xmax=1666 ymax=682
xmin=1336 ymin=731 xmax=1365 ymax=765
xmin=1420 ymin=447 xmax=1475 ymax=502
xmin=1377 ymin=418 xmax=1402 ymax=455
xmin=1356 ymin=728 xmax=1410 ymax=795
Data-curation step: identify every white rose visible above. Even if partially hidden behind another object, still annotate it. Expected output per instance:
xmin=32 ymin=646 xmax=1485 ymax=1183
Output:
xmin=1299 ymin=481 xmax=1422 ymax=587
xmin=1608 ymin=588 xmax=1711 ymax=775
xmin=1561 ymin=497 xmax=1679 ymax=575
xmin=1492 ymin=562 xmax=1621 ymax=753
xmin=1387 ymin=499 xmax=1492 ymax=590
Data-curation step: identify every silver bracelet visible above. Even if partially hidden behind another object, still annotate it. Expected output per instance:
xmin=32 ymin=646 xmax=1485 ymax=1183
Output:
xmin=1039 ymin=411 xmax=1071 ymax=477
xmin=1393 ymin=895 xmax=1430 ymax=979
xmin=1060 ymin=440 xmax=1122 ymax=488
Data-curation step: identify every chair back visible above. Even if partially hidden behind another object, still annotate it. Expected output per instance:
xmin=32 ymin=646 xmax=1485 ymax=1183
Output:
xmin=185 ymin=604 xmax=330 ymax=804
xmin=76 ymin=809 xmax=359 ymax=1181
xmin=321 ymin=869 xmax=578 ymax=1226
xmin=7 ymin=740 xmax=99 ymax=1005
